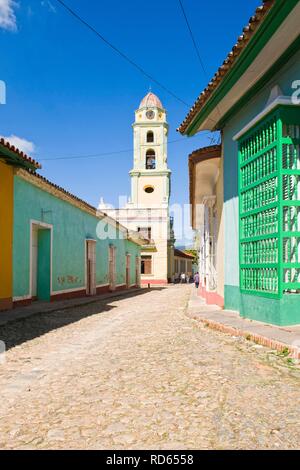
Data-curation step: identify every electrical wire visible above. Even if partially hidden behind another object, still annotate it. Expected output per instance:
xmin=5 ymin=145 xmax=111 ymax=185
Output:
xmin=178 ymin=0 xmax=223 ymax=125
xmin=55 ymin=0 xmax=190 ymax=108
xmin=38 ymin=132 xmax=216 ymax=161
xmin=178 ymin=0 xmax=208 ymax=78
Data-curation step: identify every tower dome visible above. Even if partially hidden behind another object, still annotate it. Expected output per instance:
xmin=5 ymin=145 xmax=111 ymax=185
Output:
xmin=139 ymin=92 xmax=163 ymax=109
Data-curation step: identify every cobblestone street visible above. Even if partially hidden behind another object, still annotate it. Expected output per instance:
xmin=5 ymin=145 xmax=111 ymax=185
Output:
xmin=0 ymin=285 xmax=299 ymax=450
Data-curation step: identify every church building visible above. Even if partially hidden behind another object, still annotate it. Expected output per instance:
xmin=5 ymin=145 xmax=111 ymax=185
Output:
xmin=99 ymin=92 xmax=176 ymax=285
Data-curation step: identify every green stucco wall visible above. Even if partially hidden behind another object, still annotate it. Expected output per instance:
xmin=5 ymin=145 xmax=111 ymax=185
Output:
xmin=125 ymin=240 xmax=139 ymax=286
xmin=223 ymin=48 xmax=300 ymax=320
xmin=225 ymin=285 xmax=300 ymax=326
xmin=13 ymin=176 xmax=140 ymax=298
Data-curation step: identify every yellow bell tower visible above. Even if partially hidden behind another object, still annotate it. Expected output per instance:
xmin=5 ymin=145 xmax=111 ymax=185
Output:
xmin=99 ymin=92 xmax=175 ymax=284
xmin=129 ymin=92 xmax=171 ymax=209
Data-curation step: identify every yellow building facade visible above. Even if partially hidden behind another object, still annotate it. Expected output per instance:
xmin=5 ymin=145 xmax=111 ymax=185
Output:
xmin=0 ymin=160 xmax=14 ymax=310
xmin=0 ymin=139 xmax=40 ymax=311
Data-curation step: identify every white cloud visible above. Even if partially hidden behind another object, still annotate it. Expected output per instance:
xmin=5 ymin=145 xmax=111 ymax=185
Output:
xmin=2 ymin=134 xmax=35 ymax=154
xmin=0 ymin=0 xmax=17 ymax=31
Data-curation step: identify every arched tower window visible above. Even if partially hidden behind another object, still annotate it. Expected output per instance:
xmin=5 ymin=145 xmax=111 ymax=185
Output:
xmin=146 ymin=149 xmax=156 ymax=170
xmin=147 ymin=131 xmax=154 ymax=143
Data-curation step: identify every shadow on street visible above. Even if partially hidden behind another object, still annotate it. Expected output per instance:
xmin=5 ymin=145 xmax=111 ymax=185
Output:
xmin=0 ymin=288 xmax=166 ymax=351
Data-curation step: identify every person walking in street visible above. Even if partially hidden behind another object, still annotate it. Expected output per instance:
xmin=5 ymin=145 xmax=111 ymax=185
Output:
xmin=194 ymin=272 xmax=199 ymax=289
xmin=180 ymin=272 xmax=186 ymax=284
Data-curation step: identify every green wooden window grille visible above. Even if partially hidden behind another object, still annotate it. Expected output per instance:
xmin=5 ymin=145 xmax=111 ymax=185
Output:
xmin=238 ymin=106 xmax=300 ymax=299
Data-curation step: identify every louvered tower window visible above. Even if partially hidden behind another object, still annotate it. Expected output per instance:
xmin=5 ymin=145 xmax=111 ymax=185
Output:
xmin=238 ymin=106 xmax=300 ymax=298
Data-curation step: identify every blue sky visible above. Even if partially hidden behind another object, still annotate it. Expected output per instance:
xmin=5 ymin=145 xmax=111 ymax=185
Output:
xmin=0 ymin=0 xmax=260 ymax=243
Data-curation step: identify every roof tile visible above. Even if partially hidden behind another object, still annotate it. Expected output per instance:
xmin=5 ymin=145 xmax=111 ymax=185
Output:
xmin=0 ymin=138 xmax=41 ymax=169
xmin=178 ymin=1 xmax=275 ymax=134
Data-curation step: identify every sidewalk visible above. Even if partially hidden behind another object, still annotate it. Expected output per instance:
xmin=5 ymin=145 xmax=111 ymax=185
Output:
xmin=187 ymin=287 xmax=300 ymax=359
xmin=0 ymin=288 xmax=141 ymax=327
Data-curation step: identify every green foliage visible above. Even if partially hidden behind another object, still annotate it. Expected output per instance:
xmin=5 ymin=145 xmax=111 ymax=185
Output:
xmin=279 ymin=347 xmax=290 ymax=357
xmin=183 ymin=249 xmax=198 ymax=264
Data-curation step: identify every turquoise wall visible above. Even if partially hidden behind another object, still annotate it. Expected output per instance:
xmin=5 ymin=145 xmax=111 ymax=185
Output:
xmin=223 ymin=48 xmax=300 ymax=312
xmin=13 ymin=176 xmax=140 ymax=298
xmin=224 ymin=286 xmax=300 ymax=326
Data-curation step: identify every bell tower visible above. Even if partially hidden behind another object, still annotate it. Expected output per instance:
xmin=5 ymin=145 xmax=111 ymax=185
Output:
xmin=99 ymin=91 xmax=175 ymax=285
xmin=129 ymin=92 xmax=171 ymax=208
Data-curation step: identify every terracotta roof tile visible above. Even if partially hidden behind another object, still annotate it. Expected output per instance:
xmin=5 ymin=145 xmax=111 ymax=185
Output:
xmin=174 ymin=248 xmax=194 ymax=259
xmin=23 ymin=168 xmax=99 ymax=213
xmin=0 ymin=138 xmax=41 ymax=169
xmin=139 ymin=92 xmax=163 ymax=109
xmin=178 ymin=1 xmax=275 ymax=134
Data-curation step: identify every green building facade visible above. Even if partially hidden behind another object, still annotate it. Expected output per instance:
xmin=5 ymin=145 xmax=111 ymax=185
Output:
xmin=180 ymin=0 xmax=300 ymax=325
xmin=12 ymin=168 xmax=142 ymax=305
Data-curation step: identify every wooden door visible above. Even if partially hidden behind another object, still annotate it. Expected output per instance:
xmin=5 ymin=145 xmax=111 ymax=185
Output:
xmin=126 ymin=254 xmax=131 ymax=289
xmin=135 ymin=256 xmax=141 ymax=287
xmin=86 ymin=240 xmax=96 ymax=295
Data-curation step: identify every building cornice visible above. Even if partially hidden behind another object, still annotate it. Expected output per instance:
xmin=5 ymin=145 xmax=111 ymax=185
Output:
xmin=129 ymin=169 xmax=171 ymax=177
xmin=132 ymin=122 xmax=169 ymax=128
xmin=233 ymin=96 xmax=297 ymax=141
xmin=135 ymin=106 xmax=165 ymax=113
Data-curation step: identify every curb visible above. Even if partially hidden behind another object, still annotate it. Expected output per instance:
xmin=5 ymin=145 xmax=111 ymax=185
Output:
xmin=187 ymin=312 xmax=300 ymax=360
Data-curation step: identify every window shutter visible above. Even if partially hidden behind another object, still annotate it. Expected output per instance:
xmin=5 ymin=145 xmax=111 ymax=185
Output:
xmin=239 ymin=106 xmax=300 ymax=299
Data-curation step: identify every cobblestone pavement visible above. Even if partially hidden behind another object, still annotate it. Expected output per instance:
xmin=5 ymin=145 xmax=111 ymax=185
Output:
xmin=0 ymin=285 xmax=299 ymax=450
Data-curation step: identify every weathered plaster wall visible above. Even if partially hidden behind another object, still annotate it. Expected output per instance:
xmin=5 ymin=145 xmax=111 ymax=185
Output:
xmin=13 ymin=175 xmax=140 ymax=299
